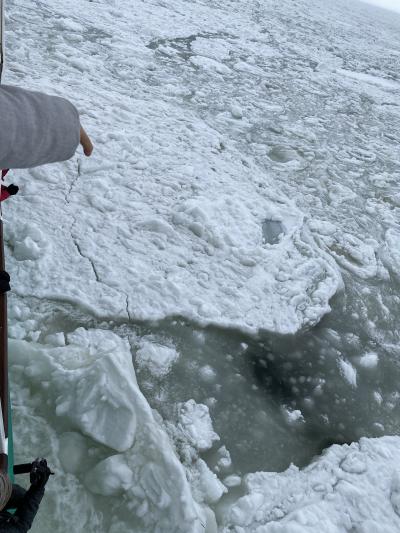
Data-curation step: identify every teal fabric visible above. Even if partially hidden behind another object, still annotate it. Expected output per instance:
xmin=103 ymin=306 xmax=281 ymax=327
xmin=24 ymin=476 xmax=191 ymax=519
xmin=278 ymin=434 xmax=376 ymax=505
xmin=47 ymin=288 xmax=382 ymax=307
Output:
xmin=8 ymin=394 xmax=13 ymax=483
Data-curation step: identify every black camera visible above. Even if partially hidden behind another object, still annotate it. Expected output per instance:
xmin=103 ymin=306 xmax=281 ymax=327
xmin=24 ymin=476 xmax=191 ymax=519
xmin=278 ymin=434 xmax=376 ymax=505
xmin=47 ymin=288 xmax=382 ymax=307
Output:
xmin=30 ymin=459 xmax=52 ymax=488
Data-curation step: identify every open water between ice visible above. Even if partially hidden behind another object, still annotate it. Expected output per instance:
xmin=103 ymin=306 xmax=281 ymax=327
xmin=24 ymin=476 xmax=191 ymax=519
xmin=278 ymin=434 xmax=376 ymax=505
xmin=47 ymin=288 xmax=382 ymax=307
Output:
xmin=132 ymin=276 xmax=400 ymax=478
xmin=19 ymin=261 xmax=400 ymax=481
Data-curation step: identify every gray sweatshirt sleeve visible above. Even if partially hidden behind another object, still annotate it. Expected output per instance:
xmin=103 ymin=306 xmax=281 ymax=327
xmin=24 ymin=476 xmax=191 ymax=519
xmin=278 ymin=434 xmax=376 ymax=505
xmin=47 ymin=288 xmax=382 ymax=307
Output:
xmin=0 ymin=85 xmax=80 ymax=169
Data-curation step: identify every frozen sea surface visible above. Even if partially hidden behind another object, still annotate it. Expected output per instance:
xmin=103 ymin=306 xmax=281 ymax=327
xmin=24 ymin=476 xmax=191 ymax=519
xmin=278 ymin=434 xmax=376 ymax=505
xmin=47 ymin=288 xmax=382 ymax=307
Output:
xmin=3 ymin=0 xmax=400 ymax=530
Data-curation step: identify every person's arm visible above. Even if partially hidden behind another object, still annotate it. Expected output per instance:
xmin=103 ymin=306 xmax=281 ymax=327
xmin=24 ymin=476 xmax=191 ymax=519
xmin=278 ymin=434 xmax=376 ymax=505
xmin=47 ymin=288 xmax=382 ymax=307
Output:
xmin=5 ymin=484 xmax=26 ymax=510
xmin=1 ymin=459 xmax=52 ymax=532
xmin=8 ymin=485 xmax=45 ymax=532
xmin=0 ymin=485 xmax=44 ymax=533
xmin=0 ymin=85 xmax=92 ymax=169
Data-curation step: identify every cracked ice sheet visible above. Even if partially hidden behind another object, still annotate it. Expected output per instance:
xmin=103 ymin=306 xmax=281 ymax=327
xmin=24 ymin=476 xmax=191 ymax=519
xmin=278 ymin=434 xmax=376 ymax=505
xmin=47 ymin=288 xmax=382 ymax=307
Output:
xmin=5 ymin=156 xmax=341 ymax=333
xmin=222 ymin=437 xmax=400 ymax=532
xmin=10 ymin=329 xmax=210 ymax=533
xmin=3 ymin=0 xmax=342 ymax=334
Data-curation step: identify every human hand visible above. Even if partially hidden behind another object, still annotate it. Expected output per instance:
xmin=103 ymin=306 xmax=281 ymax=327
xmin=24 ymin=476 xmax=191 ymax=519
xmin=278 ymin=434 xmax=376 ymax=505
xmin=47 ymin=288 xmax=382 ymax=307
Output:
xmin=80 ymin=126 xmax=94 ymax=157
xmin=30 ymin=458 xmax=52 ymax=488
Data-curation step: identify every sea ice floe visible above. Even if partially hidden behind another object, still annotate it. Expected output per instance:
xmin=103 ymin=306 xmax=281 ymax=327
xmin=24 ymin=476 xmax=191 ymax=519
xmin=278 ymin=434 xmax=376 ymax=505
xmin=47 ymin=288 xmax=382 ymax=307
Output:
xmin=176 ymin=399 xmax=220 ymax=453
xmin=85 ymin=455 xmax=134 ymax=496
xmin=221 ymin=438 xmax=400 ymax=532
xmin=135 ymin=337 xmax=179 ymax=378
xmin=11 ymin=329 xmax=138 ymax=452
xmin=5 ymin=101 xmax=342 ymax=336
xmin=10 ymin=328 xmax=212 ymax=532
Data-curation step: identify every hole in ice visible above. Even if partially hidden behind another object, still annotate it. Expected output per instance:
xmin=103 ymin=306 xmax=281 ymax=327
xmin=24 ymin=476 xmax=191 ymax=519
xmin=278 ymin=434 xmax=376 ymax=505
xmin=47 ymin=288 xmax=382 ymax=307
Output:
xmin=262 ymin=219 xmax=284 ymax=244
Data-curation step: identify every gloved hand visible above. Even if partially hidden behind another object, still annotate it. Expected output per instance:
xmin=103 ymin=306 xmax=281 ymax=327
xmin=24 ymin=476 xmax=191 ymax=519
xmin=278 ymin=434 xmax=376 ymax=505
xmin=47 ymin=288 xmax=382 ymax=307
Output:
xmin=30 ymin=458 xmax=51 ymax=489
xmin=0 ymin=270 xmax=11 ymax=293
xmin=6 ymin=184 xmax=19 ymax=195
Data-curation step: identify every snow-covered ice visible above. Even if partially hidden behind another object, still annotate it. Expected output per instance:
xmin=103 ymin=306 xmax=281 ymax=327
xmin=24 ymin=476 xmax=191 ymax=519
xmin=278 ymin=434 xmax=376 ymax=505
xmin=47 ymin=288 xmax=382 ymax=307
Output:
xmin=2 ymin=0 xmax=400 ymax=530
xmin=135 ymin=337 xmax=179 ymax=378
xmin=3 ymin=0 xmax=347 ymax=336
xmin=176 ymin=399 xmax=220 ymax=452
xmin=222 ymin=438 xmax=400 ymax=532
xmin=10 ymin=329 xmax=213 ymax=532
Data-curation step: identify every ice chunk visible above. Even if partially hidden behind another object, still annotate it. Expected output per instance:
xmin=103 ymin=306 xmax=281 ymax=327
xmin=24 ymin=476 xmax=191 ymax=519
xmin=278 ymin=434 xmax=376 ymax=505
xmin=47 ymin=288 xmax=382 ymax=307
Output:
xmin=11 ymin=330 xmax=138 ymax=452
xmin=85 ymin=455 xmax=134 ymax=496
xmin=44 ymin=332 xmax=66 ymax=347
xmin=199 ymin=365 xmax=217 ymax=383
xmin=10 ymin=329 xmax=208 ymax=532
xmin=358 ymin=352 xmax=379 ymax=369
xmin=230 ymin=105 xmax=243 ymax=119
xmin=177 ymin=400 xmax=220 ymax=452
xmin=223 ymin=438 xmax=400 ymax=531
xmin=136 ymin=338 xmax=179 ymax=378
xmin=338 ymin=358 xmax=357 ymax=387
xmin=193 ymin=459 xmax=227 ymax=504
xmin=223 ymin=475 xmax=242 ymax=488
xmin=283 ymin=407 xmax=305 ymax=425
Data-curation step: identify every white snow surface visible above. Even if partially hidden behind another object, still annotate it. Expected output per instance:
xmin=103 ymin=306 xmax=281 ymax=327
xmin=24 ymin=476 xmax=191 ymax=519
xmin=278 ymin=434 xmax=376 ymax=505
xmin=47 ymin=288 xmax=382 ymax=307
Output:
xmin=2 ymin=0 xmax=345 ymax=335
xmin=222 ymin=437 xmax=400 ymax=532
xmin=10 ymin=330 xmax=212 ymax=532
xmin=3 ymin=0 xmax=400 ymax=531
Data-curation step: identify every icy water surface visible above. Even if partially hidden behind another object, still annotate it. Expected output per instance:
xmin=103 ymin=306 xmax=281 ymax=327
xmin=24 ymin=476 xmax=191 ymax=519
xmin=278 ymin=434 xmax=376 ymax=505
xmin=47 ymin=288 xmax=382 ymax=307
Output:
xmin=22 ymin=260 xmax=400 ymax=479
xmin=133 ymin=273 xmax=400 ymax=476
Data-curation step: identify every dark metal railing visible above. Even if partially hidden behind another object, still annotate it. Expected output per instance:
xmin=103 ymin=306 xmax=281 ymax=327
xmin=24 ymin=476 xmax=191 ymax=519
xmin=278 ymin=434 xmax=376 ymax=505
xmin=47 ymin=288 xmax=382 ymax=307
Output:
xmin=0 ymin=220 xmax=8 ymax=473
xmin=0 ymin=1 xmax=8 ymax=473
